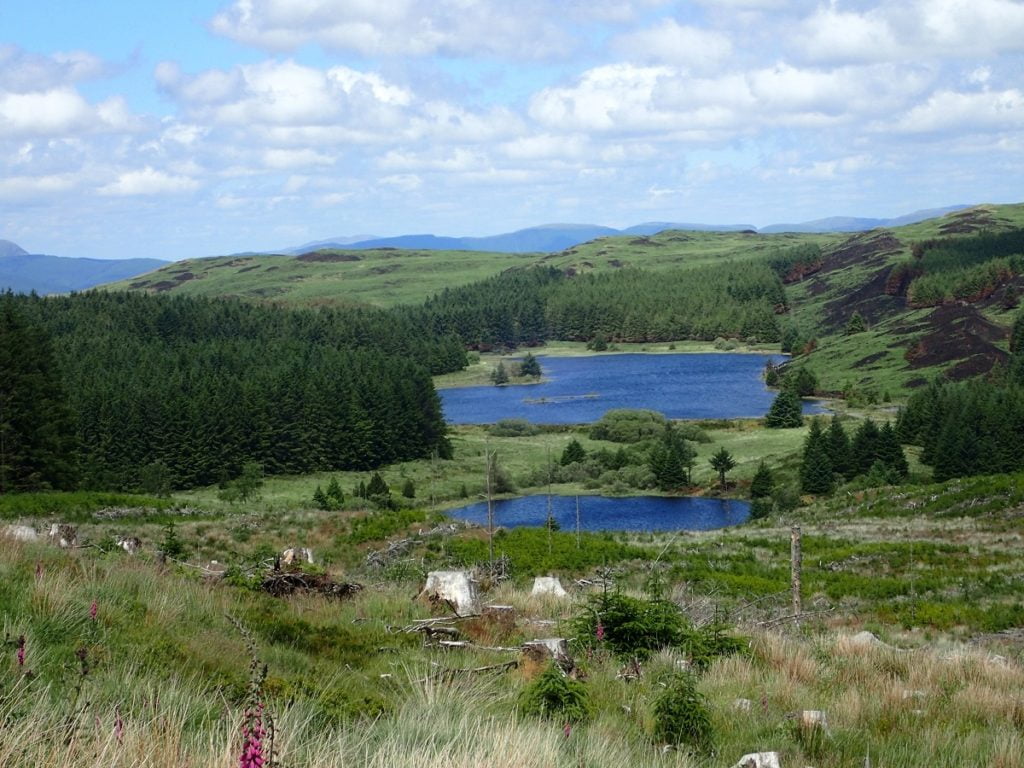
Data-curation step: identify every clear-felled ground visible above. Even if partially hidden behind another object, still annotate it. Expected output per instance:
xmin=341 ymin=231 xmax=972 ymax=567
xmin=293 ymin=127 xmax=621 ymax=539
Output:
xmin=3 ymin=471 xmax=1024 ymax=766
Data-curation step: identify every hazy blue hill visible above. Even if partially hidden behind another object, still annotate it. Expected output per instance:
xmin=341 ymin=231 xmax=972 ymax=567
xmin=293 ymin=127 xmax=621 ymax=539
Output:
xmin=0 ymin=239 xmax=28 ymax=258
xmin=759 ymin=205 xmax=969 ymax=233
xmin=0 ymin=248 xmax=167 ymax=295
xmin=621 ymin=222 xmax=754 ymax=235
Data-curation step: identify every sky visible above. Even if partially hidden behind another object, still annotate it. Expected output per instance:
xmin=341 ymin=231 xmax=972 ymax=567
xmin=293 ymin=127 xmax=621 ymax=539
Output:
xmin=1 ymin=0 xmax=1023 ymax=260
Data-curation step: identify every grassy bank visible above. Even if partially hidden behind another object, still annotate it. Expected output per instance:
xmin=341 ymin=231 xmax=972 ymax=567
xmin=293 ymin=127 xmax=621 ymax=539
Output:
xmin=5 ymin=466 xmax=1024 ymax=767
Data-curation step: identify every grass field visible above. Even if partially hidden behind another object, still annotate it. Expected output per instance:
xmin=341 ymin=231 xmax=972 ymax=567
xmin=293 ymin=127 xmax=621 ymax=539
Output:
xmin=4 ymin=467 xmax=1024 ymax=767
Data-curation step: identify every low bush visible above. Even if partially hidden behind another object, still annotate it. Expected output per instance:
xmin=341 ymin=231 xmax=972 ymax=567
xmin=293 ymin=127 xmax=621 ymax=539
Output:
xmin=518 ymin=663 xmax=590 ymax=722
xmin=651 ymin=672 xmax=714 ymax=754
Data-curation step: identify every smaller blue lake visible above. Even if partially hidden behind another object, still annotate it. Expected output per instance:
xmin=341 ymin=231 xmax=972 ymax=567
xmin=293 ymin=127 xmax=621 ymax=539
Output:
xmin=440 ymin=353 xmax=822 ymax=424
xmin=447 ymin=495 xmax=750 ymax=532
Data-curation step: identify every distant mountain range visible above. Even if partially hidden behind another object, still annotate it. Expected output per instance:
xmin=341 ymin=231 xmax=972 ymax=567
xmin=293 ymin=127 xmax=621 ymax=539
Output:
xmin=277 ymin=206 xmax=968 ymax=254
xmin=0 ymin=240 xmax=166 ymax=295
xmin=0 ymin=204 xmax=973 ymax=295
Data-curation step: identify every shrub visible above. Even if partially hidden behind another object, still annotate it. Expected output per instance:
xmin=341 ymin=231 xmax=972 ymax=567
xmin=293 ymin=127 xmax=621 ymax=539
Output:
xmin=651 ymin=673 xmax=714 ymax=754
xmin=572 ymin=593 xmax=685 ymax=659
xmin=589 ymin=409 xmax=667 ymax=443
xmin=518 ymin=663 xmax=590 ymax=722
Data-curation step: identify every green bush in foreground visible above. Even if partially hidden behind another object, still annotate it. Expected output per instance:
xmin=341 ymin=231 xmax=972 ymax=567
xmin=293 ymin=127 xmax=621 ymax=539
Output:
xmin=651 ymin=673 xmax=714 ymax=754
xmin=518 ymin=663 xmax=590 ymax=723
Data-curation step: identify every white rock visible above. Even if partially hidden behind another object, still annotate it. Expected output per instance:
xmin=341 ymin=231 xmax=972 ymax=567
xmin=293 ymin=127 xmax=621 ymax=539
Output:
xmin=847 ymin=630 xmax=893 ymax=649
xmin=282 ymin=547 xmax=314 ymax=565
xmin=531 ymin=576 xmax=567 ymax=597
xmin=733 ymin=698 xmax=753 ymax=712
xmin=2 ymin=525 xmax=39 ymax=542
xmin=418 ymin=570 xmax=481 ymax=616
xmin=732 ymin=752 xmax=782 ymax=768
xmin=117 ymin=536 xmax=141 ymax=554
xmin=48 ymin=523 xmax=77 ymax=548
xmin=800 ymin=710 xmax=828 ymax=731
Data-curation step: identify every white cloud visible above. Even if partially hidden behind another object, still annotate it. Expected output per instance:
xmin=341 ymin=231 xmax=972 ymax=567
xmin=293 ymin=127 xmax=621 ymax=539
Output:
xmin=0 ymin=173 xmax=77 ymax=201
xmin=0 ymin=45 xmax=106 ymax=92
xmin=797 ymin=0 xmax=1024 ymax=64
xmin=612 ymin=19 xmax=733 ymax=70
xmin=159 ymin=59 xmax=412 ymax=133
xmin=209 ymin=0 xmax=570 ymax=58
xmin=262 ymin=148 xmax=335 ymax=169
xmin=886 ymin=88 xmax=1024 ymax=134
xmin=530 ymin=64 xmax=678 ymax=132
xmin=99 ymin=167 xmax=200 ymax=196
xmin=379 ymin=174 xmax=422 ymax=192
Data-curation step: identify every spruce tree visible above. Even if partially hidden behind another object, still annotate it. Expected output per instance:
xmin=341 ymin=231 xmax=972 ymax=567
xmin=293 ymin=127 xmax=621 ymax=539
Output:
xmin=708 ymin=447 xmax=736 ymax=489
xmin=825 ymin=416 xmax=853 ymax=479
xmin=326 ymin=476 xmax=344 ymax=507
xmin=800 ymin=418 xmax=834 ymax=494
xmin=367 ymin=472 xmax=390 ymax=497
xmin=312 ymin=485 xmax=330 ymax=510
xmin=845 ymin=312 xmax=867 ymax=335
xmin=519 ymin=352 xmax=542 ymax=378
xmin=764 ymin=389 xmax=803 ymax=428
xmin=402 ymin=478 xmax=415 ymax=498
xmin=851 ymin=420 xmax=881 ymax=476
xmin=561 ymin=438 xmax=586 ymax=466
xmin=749 ymin=461 xmax=773 ymax=499
xmin=0 ymin=300 xmax=76 ymax=492
xmin=492 ymin=361 xmax=509 ymax=385
xmin=875 ymin=422 xmax=909 ymax=480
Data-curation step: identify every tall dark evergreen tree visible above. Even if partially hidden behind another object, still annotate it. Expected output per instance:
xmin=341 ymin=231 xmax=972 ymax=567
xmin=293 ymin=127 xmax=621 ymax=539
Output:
xmin=708 ymin=447 xmax=737 ymax=489
xmin=561 ymin=438 xmax=586 ymax=466
xmin=0 ymin=298 xmax=76 ymax=492
xmin=519 ymin=352 xmax=542 ymax=378
xmin=825 ymin=417 xmax=853 ymax=479
xmin=851 ymin=420 xmax=881 ymax=476
xmin=764 ymin=389 xmax=803 ymax=429
xmin=749 ymin=461 xmax=773 ymax=499
xmin=800 ymin=418 xmax=834 ymax=494
xmin=875 ymin=422 xmax=909 ymax=480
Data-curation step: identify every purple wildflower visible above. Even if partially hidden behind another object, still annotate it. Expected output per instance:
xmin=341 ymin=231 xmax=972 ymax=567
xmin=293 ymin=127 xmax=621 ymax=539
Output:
xmin=16 ymin=636 xmax=25 ymax=667
xmin=596 ymin=620 xmax=605 ymax=642
xmin=89 ymin=600 xmax=98 ymax=621
xmin=563 ymin=722 xmax=572 ymax=739
xmin=239 ymin=702 xmax=267 ymax=768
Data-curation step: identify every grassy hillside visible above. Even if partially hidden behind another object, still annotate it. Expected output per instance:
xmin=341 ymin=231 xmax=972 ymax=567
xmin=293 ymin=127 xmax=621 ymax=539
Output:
xmin=106 ymin=248 xmax=540 ymax=308
xmin=4 ymin=468 xmax=1024 ymax=766
xmin=105 ymin=231 xmax=846 ymax=308
xmin=105 ymin=203 xmax=1024 ymax=394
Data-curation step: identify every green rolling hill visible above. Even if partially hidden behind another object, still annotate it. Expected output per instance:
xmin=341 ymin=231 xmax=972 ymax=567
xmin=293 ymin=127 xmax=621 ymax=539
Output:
xmin=104 ymin=203 xmax=1024 ymax=394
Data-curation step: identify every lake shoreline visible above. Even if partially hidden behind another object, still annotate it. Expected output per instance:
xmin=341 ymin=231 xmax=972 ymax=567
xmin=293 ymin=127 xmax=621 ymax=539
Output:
xmin=435 ymin=341 xmax=783 ymax=389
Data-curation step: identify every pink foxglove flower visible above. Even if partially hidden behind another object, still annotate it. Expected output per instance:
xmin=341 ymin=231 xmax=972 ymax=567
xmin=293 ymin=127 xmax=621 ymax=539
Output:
xmin=596 ymin=620 xmax=605 ymax=642
xmin=16 ymin=636 xmax=25 ymax=667
xmin=89 ymin=600 xmax=98 ymax=621
xmin=563 ymin=722 xmax=572 ymax=738
xmin=114 ymin=706 xmax=124 ymax=745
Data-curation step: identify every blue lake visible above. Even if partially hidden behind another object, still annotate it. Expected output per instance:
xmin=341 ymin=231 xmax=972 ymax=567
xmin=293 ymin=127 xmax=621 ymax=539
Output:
xmin=440 ymin=353 xmax=819 ymax=424
xmin=447 ymin=494 xmax=750 ymax=532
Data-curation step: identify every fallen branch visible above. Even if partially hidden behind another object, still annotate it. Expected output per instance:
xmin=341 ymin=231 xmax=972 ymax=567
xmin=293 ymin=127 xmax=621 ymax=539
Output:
xmin=757 ymin=608 xmax=834 ymax=629
xmin=419 ymin=659 xmax=518 ymax=683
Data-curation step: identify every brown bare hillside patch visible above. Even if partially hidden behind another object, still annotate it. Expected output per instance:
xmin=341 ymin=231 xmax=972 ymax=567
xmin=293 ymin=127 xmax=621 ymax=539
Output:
xmin=939 ymin=207 xmax=997 ymax=235
xmin=904 ymin=304 xmax=1009 ymax=380
xmin=823 ymin=267 xmax=905 ymax=327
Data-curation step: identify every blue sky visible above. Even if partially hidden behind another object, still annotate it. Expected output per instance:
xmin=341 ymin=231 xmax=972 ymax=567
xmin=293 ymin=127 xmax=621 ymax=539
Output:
xmin=2 ymin=0 xmax=1023 ymax=260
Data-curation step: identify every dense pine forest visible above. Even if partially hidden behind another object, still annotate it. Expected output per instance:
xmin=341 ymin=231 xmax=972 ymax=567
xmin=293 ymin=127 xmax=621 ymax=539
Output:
xmin=418 ymin=260 xmax=787 ymax=348
xmin=0 ymin=291 xmax=462 ymax=492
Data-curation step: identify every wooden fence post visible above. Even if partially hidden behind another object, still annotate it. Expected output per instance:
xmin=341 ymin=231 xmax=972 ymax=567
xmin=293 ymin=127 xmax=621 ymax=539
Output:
xmin=791 ymin=525 xmax=802 ymax=618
